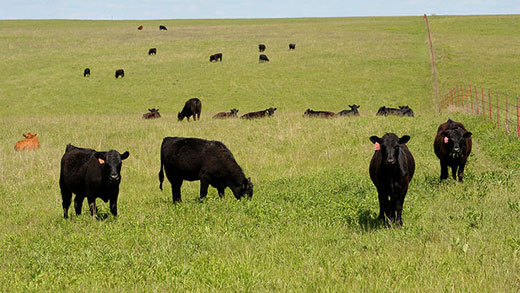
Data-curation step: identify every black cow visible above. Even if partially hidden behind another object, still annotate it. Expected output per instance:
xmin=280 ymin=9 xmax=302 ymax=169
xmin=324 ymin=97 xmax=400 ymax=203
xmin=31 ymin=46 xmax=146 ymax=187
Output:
xmin=148 ymin=48 xmax=157 ymax=55
xmin=60 ymin=144 xmax=129 ymax=218
xmin=143 ymin=108 xmax=161 ymax=119
xmin=159 ymin=137 xmax=253 ymax=203
xmin=115 ymin=69 xmax=124 ymax=79
xmin=210 ymin=53 xmax=223 ymax=62
xmin=159 ymin=25 xmax=167 ymax=30
xmin=434 ymin=119 xmax=472 ymax=182
xmin=369 ymin=133 xmax=415 ymax=226
xmin=259 ymin=54 xmax=269 ymax=63
xmin=213 ymin=109 xmax=239 ymax=119
xmin=178 ymin=98 xmax=202 ymax=121
xmin=303 ymin=109 xmax=335 ymax=118
xmin=338 ymin=104 xmax=360 ymax=116
xmin=258 ymin=44 xmax=266 ymax=52
xmin=83 ymin=68 xmax=90 ymax=77
xmin=240 ymin=107 xmax=277 ymax=119
xmin=376 ymin=105 xmax=414 ymax=117
xmin=289 ymin=43 xmax=296 ymax=50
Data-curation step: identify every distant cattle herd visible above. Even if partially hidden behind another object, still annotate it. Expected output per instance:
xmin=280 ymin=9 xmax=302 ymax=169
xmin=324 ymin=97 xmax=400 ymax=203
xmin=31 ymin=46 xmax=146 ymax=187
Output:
xmin=16 ymin=23 xmax=475 ymax=227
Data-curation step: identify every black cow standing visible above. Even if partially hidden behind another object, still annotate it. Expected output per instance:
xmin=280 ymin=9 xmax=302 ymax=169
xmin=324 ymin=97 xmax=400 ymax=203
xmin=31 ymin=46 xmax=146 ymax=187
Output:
xmin=289 ymin=43 xmax=296 ymax=50
xmin=178 ymin=98 xmax=202 ymax=121
xmin=258 ymin=44 xmax=266 ymax=52
xmin=83 ymin=68 xmax=90 ymax=77
xmin=148 ymin=48 xmax=157 ymax=55
xmin=60 ymin=144 xmax=129 ymax=218
xmin=240 ymin=107 xmax=276 ymax=119
xmin=115 ymin=69 xmax=125 ymax=79
xmin=159 ymin=25 xmax=167 ymax=30
xmin=259 ymin=54 xmax=269 ymax=63
xmin=434 ymin=119 xmax=472 ymax=182
xmin=337 ymin=104 xmax=360 ymax=116
xmin=369 ymin=133 xmax=415 ymax=226
xmin=210 ymin=53 xmax=223 ymax=62
xmin=159 ymin=137 xmax=254 ymax=203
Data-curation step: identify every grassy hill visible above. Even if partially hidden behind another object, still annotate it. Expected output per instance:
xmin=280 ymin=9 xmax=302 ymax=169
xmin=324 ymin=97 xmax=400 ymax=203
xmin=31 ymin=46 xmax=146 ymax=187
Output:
xmin=0 ymin=16 xmax=519 ymax=291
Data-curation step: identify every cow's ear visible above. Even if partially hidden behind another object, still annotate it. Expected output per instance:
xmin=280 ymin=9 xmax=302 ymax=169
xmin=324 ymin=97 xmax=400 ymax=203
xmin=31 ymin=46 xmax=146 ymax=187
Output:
xmin=23 ymin=133 xmax=28 ymax=138
xmin=463 ymin=132 xmax=472 ymax=139
xmin=441 ymin=131 xmax=449 ymax=138
xmin=369 ymin=136 xmax=380 ymax=144
xmin=120 ymin=151 xmax=130 ymax=160
xmin=94 ymin=152 xmax=106 ymax=165
xmin=399 ymin=135 xmax=410 ymax=144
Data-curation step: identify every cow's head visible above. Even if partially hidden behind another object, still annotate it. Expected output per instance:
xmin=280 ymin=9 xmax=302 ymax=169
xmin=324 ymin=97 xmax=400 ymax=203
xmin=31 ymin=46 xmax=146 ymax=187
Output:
xmin=237 ymin=177 xmax=254 ymax=199
xmin=23 ymin=132 xmax=37 ymax=139
xmin=349 ymin=104 xmax=360 ymax=111
xmin=231 ymin=109 xmax=239 ymax=115
xmin=441 ymin=127 xmax=472 ymax=158
xmin=267 ymin=107 xmax=277 ymax=116
xmin=95 ymin=150 xmax=130 ymax=183
xmin=177 ymin=112 xmax=184 ymax=121
xmin=370 ymin=133 xmax=410 ymax=166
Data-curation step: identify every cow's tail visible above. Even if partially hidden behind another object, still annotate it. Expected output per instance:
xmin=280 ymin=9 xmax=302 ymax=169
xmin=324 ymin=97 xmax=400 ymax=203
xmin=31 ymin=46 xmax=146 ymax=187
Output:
xmin=159 ymin=154 xmax=164 ymax=191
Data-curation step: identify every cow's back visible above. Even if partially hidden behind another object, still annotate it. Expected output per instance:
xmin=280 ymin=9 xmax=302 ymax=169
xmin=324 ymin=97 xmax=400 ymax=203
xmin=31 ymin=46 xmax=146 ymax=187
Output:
xmin=161 ymin=137 xmax=207 ymax=180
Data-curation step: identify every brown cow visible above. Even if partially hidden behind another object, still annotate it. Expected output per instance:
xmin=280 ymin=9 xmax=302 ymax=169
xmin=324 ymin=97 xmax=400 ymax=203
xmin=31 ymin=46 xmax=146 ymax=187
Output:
xmin=14 ymin=132 xmax=40 ymax=151
xmin=142 ymin=108 xmax=161 ymax=119
xmin=434 ymin=119 xmax=472 ymax=182
xmin=137 ymin=25 xmax=143 ymax=30
xmin=303 ymin=109 xmax=335 ymax=118
xmin=213 ymin=109 xmax=239 ymax=119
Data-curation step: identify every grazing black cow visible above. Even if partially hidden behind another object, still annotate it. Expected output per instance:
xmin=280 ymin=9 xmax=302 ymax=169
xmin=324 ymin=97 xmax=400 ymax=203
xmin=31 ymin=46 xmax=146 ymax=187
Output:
xmin=213 ymin=109 xmax=239 ymax=119
xmin=338 ymin=104 xmax=360 ymax=116
xmin=159 ymin=25 xmax=167 ymax=30
xmin=259 ymin=54 xmax=269 ymax=63
xmin=159 ymin=137 xmax=253 ymax=203
xmin=60 ymin=144 xmax=129 ymax=218
xmin=115 ymin=69 xmax=124 ymax=79
xmin=398 ymin=106 xmax=414 ymax=117
xmin=143 ymin=108 xmax=161 ymax=119
xmin=258 ymin=44 xmax=266 ymax=52
xmin=434 ymin=119 xmax=472 ymax=182
xmin=369 ymin=133 xmax=415 ymax=226
xmin=240 ymin=107 xmax=277 ymax=119
xmin=148 ymin=48 xmax=157 ymax=55
xmin=83 ymin=68 xmax=90 ymax=77
xmin=303 ymin=109 xmax=335 ymax=118
xmin=178 ymin=98 xmax=202 ymax=121
xmin=137 ymin=25 xmax=143 ymax=30
xmin=289 ymin=43 xmax=296 ymax=50
xmin=209 ymin=53 xmax=223 ymax=62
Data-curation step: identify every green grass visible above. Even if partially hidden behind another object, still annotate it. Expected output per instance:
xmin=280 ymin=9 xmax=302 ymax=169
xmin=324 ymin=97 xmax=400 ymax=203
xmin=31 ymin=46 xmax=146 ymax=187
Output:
xmin=1 ymin=16 xmax=519 ymax=291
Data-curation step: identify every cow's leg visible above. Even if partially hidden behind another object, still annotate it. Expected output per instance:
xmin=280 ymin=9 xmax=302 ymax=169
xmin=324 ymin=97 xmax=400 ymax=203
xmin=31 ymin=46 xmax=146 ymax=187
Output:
xmin=110 ymin=197 xmax=118 ymax=217
xmin=87 ymin=197 xmax=97 ymax=218
xmin=440 ymin=160 xmax=449 ymax=180
xmin=395 ymin=192 xmax=407 ymax=227
xmin=376 ymin=188 xmax=387 ymax=220
xmin=199 ymin=180 xmax=209 ymax=200
xmin=457 ymin=163 xmax=466 ymax=182
xmin=61 ymin=188 xmax=72 ymax=219
xmin=451 ymin=164 xmax=458 ymax=180
xmin=217 ymin=186 xmax=225 ymax=199
xmin=197 ymin=113 xmax=200 ymax=120
xmin=172 ymin=179 xmax=183 ymax=203
xmin=74 ymin=194 xmax=85 ymax=216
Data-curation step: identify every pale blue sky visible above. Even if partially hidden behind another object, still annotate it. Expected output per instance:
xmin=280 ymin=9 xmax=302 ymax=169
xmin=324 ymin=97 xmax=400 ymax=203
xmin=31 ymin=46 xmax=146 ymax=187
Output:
xmin=1 ymin=0 xmax=519 ymax=20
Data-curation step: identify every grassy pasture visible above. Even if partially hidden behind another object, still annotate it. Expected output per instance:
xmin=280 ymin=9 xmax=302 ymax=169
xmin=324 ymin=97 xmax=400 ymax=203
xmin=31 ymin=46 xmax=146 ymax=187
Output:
xmin=1 ymin=16 xmax=519 ymax=291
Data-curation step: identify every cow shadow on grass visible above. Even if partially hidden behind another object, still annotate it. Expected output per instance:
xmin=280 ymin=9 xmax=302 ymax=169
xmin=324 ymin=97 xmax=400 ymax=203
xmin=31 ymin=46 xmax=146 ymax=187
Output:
xmin=357 ymin=208 xmax=385 ymax=230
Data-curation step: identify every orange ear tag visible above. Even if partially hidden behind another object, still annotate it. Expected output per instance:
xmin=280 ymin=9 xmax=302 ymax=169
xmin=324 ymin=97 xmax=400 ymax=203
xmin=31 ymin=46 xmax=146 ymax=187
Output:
xmin=98 ymin=158 xmax=105 ymax=164
xmin=374 ymin=142 xmax=381 ymax=151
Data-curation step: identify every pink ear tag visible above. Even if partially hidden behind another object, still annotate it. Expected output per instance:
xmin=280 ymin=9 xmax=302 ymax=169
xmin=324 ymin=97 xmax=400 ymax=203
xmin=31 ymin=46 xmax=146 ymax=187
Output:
xmin=444 ymin=137 xmax=449 ymax=143
xmin=374 ymin=142 xmax=381 ymax=151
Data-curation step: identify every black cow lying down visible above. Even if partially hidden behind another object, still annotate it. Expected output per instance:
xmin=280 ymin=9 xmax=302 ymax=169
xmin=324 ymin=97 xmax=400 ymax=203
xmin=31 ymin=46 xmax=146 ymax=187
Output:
xmin=377 ymin=106 xmax=414 ymax=117
xmin=240 ymin=107 xmax=276 ymax=119
xmin=303 ymin=109 xmax=335 ymax=118
xmin=369 ymin=133 xmax=415 ymax=226
xmin=338 ymin=104 xmax=360 ymax=116
xmin=60 ymin=144 xmax=129 ymax=218
xmin=159 ymin=137 xmax=253 ymax=203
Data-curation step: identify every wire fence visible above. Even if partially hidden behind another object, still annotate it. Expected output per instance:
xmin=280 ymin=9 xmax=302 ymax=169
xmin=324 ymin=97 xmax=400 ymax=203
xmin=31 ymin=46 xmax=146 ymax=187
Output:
xmin=440 ymin=84 xmax=520 ymax=139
